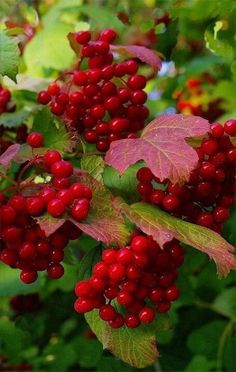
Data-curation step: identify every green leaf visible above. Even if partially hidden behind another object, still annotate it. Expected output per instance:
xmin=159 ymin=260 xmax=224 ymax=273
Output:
xmin=32 ymin=107 xmax=74 ymax=154
xmin=77 ymin=245 xmax=101 ymax=281
xmin=103 ymin=164 xmax=143 ymax=202
xmin=121 ymin=202 xmax=236 ymax=277
xmin=81 ymin=155 xmax=104 ymax=182
xmin=71 ymin=336 xmax=103 ymax=368
xmin=213 ymin=288 xmax=236 ymax=319
xmin=24 ymin=22 xmax=75 ymax=76
xmin=85 ymin=310 xmax=169 ymax=368
xmin=0 ymin=319 xmax=29 ymax=362
xmin=205 ymin=24 xmax=234 ymax=59
xmin=0 ymin=108 xmax=32 ymax=128
xmin=184 ymin=355 xmax=215 ymax=372
xmin=187 ymin=321 xmax=227 ymax=359
xmin=0 ymin=262 xmax=41 ymax=296
xmin=0 ymin=31 xmax=20 ymax=82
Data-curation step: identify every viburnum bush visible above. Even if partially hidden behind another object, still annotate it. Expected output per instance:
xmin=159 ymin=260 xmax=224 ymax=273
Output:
xmin=0 ymin=13 xmax=235 ymax=369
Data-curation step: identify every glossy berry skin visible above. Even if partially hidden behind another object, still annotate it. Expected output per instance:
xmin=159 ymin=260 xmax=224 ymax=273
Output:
xmin=99 ymin=305 xmax=117 ymax=321
xmin=75 ymin=30 xmax=91 ymax=44
xmin=70 ymin=199 xmax=90 ymax=221
xmin=125 ymin=314 xmax=140 ymax=328
xmin=213 ymin=207 xmax=229 ymax=223
xmin=47 ymin=198 xmax=65 ymax=217
xmin=27 ymin=132 xmax=44 ymax=148
xmin=20 ymin=270 xmax=38 ymax=284
xmin=47 ymin=264 xmax=64 ymax=279
xmin=139 ymin=307 xmax=155 ymax=323
xmin=137 ymin=167 xmax=153 ymax=182
xmin=43 ymin=150 xmax=62 ymax=167
xmin=26 ymin=197 xmax=45 ymax=216
xmin=224 ymin=119 xmax=236 ymax=136
xmin=162 ymin=195 xmax=180 ymax=212
xmin=99 ymin=28 xmax=117 ymax=43
xmin=37 ymin=90 xmax=51 ymax=105
xmin=51 ymin=160 xmax=73 ymax=178
xmin=74 ymin=298 xmax=94 ymax=313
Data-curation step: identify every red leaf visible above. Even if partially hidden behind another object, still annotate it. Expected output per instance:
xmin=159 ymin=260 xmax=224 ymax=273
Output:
xmin=111 ymin=44 xmax=162 ymax=71
xmin=35 ymin=215 xmax=65 ymax=237
xmin=105 ymin=114 xmax=210 ymax=184
xmin=0 ymin=144 xmax=20 ymax=167
xmin=69 ymin=170 xmax=130 ymax=245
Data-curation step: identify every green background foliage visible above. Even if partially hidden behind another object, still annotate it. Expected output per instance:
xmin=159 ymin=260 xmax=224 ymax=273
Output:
xmin=0 ymin=0 xmax=236 ymax=371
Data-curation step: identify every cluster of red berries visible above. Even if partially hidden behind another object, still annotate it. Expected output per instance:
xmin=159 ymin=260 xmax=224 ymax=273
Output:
xmin=137 ymin=120 xmax=236 ymax=233
xmin=0 ymin=204 xmax=82 ymax=283
xmin=74 ymin=234 xmax=183 ymax=329
xmin=0 ymin=124 xmax=28 ymax=155
xmin=0 ymin=142 xmax=92 ymax=283
xmin=0 ymin=84 xmax=13 ymax=115
xmin=174 ymin=73 xmax=224 ymax=122
xmin=10 ymin=294 xmax=42 ymax=314
xmin=37 ymin=29 xmax=149 ymax=152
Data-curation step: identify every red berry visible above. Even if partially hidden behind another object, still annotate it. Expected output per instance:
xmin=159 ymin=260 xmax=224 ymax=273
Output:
xmin=70 ymin=199 xmax=90 ymax=221
xmin=43 ymin=150 xmax=62 ymax=167
xmin=0 ymin=249 xmax=17 ymax=266
xmin=47 ymin=198 xmax=65 ymax=217
xmin=127 ymin=75 xmax=146 ymax=90
xmin=137 ymin=167 xmax=153 ymax=182
xmin=37 ymin=90 xmax=51 ymax=104
xmin=139 ymin=307 xmax=155 ymax=323
xmin=213 ymin=207 xmax=229 ymax=223
xmin=162 ymin=195 xmax=180 ymax=212
xmin=47 ymin=82 xmax=60 ymax=96
xmin=131 ymin=235 xmax=148 ymax=253
xmin=19 ymin=242 xmax=36 ymax=260
xmin=50 ymin=101 xmax=65 ymax=116
xmin=109 ymin=315 xmax=124 ymax=328
xmin=156 ymin=301 xmax=171 ymax=313
xmin=47 ymin=264 xmax=64 ymax=279
xmin=27 ymin=132 xmax=44 ymax=148
xmin=199 ymin=162 xmax=216 ymax=180
xmin=99 ymin=28 xmax=117 ymax=43
xmin=51 ymin=160 xmax=73 ymax=178
xmin=75 ymin=280 xmax=93 ymax=297
xmin=224 ymin=119 xmax=236 ymax=136
xmin=102 ymin=249 xmax=117 ymax=264
xmin=165 ymin=286 xmax=180 ymax=301
xmin=74 ymin=298 xmax=94 ymax=313
xmin=210 ymin=123 xmax=224 ymax=138
xmin=93 ymin=262 xmax=109 ymax=278
xmin=26 ymin=197 xmax=45 ymax=216
xmin=20 ymin=270 xmax=38 ymax=284
xmin=116 ymin=248 xmax=134 ymax=265
xmin=73 ymin=71 xmax=88 ymax=86
xmin=109 ymin=263 xmax=126 ymax=282
xmin=125 ymin=314 xmax=140 ymax=328
xmin=99 ymin=305 xmax=117 ymax=321
xmin=75 ymin=30 xmax=91 ymax=44
xmin=150 ymin=190 xmax=165 ymax=205
xmin=196 ymin=212 xmax=213 ymax=228
xmin=9 ymin=195 xmax=26 ymax=212
xmin=117 ymin=291 xmax=133 ymax=306
xmin=150 ymin=288 xmax=164 ymax=303
xmin=202 ymin=139 xmax=218 ymax=155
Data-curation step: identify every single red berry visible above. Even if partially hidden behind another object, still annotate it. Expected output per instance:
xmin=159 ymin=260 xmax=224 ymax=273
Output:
xmin=75 ymin=280 xmax=94 ymax=297
xmin=47 ymin=263 xmax=64 ymax=279
xmin=36 ymin=240 xmax=50 ymax=256
xmin=43 ymin=150 xmax=62 ymax=167
xmin=9 ymin=195 xmax=26 ymax=212
xmin=47 ymin=82 xmax=60 ymax=96
xmin=39 ymin=187 xmax=56 ymax=203
xmin=20 ymin=270 xmax=38 ymax=284
xmin=137 ymin=167 xmax=153 ymax=182
xmin=96 ymin=139 xmax=110 ymax=152
xmin=131 ymin=235 xmax=148 ymax=253
xmin=27 ymin=132 xmax=44 ymax=148
xmin=73 ymin=71 xmax=88 ymax=86
xmin=99 ymin=305 xmax=117 ymax=321
xmin=89 ymin=276 xmax=106 ymax=292
xmin=137 ymin=182 xmax=153 ymax=195
xmin=162 ymin=195 xmax=180 ymax=212
xmin=201 ymin=139 xmax=218 ymax=155
xmin=149 ymin=288 xmax=164 ymax=303
xmin=125 ymin=60 xmax=139 ymax=75
xmin=75 ymin=30 xmax=91 ymax=44
xmin=109 ymin=263 xmax=126 ymax=282
xmin=125 ymin=314 xmax=140 ymax=328
xmin=19 ymin=242 xmax=36 ymax=260
xmin=199 ymin=162 xmax=216 ymax=180
xmin=210 ymin=123 xmax=224 ymax=138
xmin=127 ymin=75 xmax=147 ymax=90
xmin=47 ymin=198 xmax=65 ymax=217
xmin=102 ymin=249 xmax=117 ymax=264
xmin=109 ymin=315 xmax=124 ymax=329
xmin=149 ymin=190 xmax=165 ymax=205
xmin=50 ymin=102 xmax=65 ymax=116
xmin=116 ymin=248 xmax=134 ymax=265
xmin=196 ymin=212 xmax=213 ymax=228
xmin=99 ymin=28 xmax=117 ymax=43
xmin=37 ymin=90 xmax=51 ymax=105
xmin=70 ymin=199 xmax=90 ymax=221
xmin=117 ymin=291 xmax=133 ymax=307
xmin=165 ymin=286 xmax=180 ymax=301
xmin=213 ymin=207 xmax=229 ymax=223
xmin=156 ymin=301 xmax=171 ymax=313
xmin=104 ymin=286 xmax=119 ymax=299
xmin=224 ymin=119 xmax=236 ymax=136
xmin=139 ymin=307 xmax=155 ymax=323
xmin=51 ymin=160 xmax=73 ymax=178
xmin=74 ymin=298 xmax=94 ymax=313
xmin=26 ymin=197 xmax=45 ymax=216
xmin=0 ymin=249 xmax=17 ymax=266
xmin=93 ymin=262 xmax=109 ymax=278
xmin=226 ymin=148 xmax=236 ymax=163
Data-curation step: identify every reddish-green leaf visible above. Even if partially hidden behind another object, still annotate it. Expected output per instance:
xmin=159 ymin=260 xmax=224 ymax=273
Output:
xmin=69 ymin=170 xmax=130 ymax=245
xmin=86 ymin=310 xmax=169 ymax=368
xmin=111 ymin=44 xmax=162 ymax=71
xmin=105 ymin=114 xmax=210 ymax=184
xmin=0 ymin=144 xmax=20 ymax=167
xmin=35 ymin=214 xmax=65 ymax=237
xmin=121 ymin=201 xmax=236 ymax=277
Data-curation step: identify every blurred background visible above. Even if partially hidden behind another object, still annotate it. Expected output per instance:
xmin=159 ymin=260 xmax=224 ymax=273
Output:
xmin=0 ymin=0 xmax=236 ymax=371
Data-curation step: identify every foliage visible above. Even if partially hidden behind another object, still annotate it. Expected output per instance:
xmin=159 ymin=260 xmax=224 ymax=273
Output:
xmin=0 ymin=1 xmax=236 ymax=371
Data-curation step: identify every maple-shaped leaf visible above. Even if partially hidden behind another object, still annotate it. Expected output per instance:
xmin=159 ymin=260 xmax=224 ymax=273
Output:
xmin=105 ymin=114 xmax=210 ymax=184
xmin=120 ymin=201 xmax=236 ymax=278
xmin=0 ymin=144 xmax=20 ymax=167
xmin=69 ymin=170 xmax=130 ymax=245
xmin=111 ymin=44 xmax=162 ymax=71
